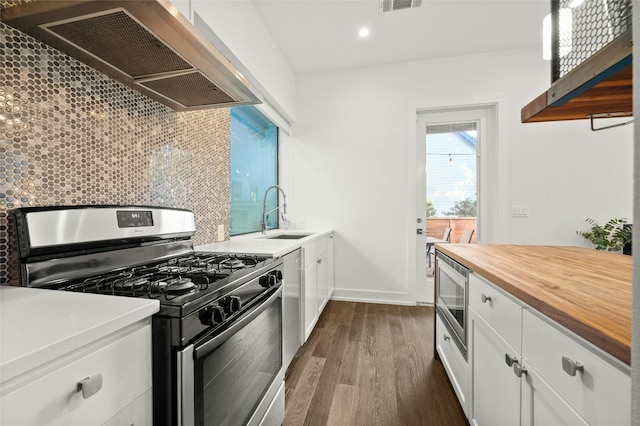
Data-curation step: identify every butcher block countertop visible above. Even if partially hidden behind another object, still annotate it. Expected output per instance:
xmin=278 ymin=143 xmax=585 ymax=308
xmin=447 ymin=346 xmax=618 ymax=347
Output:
xmin=435 ymin=244 xmax=632 ymax=365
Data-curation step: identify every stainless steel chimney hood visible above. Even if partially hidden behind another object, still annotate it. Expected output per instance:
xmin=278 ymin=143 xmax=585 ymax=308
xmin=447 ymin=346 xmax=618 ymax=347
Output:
xmin=1 ymin=0 xmax=261 ymax=111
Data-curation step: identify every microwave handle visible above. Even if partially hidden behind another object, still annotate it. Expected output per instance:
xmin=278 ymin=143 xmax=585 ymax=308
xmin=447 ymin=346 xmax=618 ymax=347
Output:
xmin=437 ymin=260 xmax=468 ymax=288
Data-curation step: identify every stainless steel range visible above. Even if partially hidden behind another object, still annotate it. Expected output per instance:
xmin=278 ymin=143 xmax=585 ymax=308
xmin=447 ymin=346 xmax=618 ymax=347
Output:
xmin=12 ymin=205 xmax=285 ymax=426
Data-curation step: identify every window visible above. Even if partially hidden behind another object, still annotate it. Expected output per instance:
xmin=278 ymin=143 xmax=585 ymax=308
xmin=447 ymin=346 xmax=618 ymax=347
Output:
xmin=230 ymin=106 xmax=278 ymax=235
xmin=426 ymin=121 xmax=478 ymax=244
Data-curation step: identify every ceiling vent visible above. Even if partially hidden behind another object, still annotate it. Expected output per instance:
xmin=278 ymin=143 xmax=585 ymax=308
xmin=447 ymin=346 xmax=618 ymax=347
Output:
xmin=380 ymin=0 xmax=422 ymax=13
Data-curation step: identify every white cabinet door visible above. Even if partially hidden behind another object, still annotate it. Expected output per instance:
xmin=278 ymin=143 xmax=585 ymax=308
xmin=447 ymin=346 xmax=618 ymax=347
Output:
xmin=316 ymin=252 xmax=328 ymax=316
xmin=470 ymin=310 xmax=520 ymax=426
xmin=1 ymin=324 xmax=152 ymax=426
xmin=522 ymin=310 xmax=630 ymax=426
xmin=303 ymin=262 xmax=318 ymax=341
xmin=436 ymin=316 xmax=469 ymax=417
xmin=521 ymin=361 xmax=588 ymax=426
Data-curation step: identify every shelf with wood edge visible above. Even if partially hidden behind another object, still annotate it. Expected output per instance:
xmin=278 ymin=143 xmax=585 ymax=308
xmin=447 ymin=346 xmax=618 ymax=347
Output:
xmin=521 ymin=29 xmax=632 ymax=123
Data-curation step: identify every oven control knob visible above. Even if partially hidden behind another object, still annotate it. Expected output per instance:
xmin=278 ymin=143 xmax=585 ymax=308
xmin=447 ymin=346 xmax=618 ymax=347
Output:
xmin=229 ymin=296 xmax=242 ymax=313
xmin=270 ymin=270 xmax=283 ymax=282
xmin=211 ymin=305 xmax=226 ymax=324
xmin=259 ymin=275 xmax=269 ymax=288
xmin=220 ymin=296 xmax=242 ymax=314
xmin=199 ymin=305 xmax=225 ymax=326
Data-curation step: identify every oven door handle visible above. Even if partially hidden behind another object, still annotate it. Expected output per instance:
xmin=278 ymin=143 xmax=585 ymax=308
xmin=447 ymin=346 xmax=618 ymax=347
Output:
xmin=194 ymin=286 xmax=282 ymax=360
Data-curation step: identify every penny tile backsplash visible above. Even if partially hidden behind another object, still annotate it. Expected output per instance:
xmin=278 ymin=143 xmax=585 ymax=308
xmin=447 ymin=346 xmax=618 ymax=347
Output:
xmin=0 ymin=20 xmax=232 ymax=285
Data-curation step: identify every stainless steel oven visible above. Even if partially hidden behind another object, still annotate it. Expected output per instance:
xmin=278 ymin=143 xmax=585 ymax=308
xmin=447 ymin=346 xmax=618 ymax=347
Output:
xmin=177 ymin=283 xmax=283 ymax=426
xmin=435 ymin=251 xmax=469 ymax=360
xmin=12 ymin=205 xmax=286 ymax=426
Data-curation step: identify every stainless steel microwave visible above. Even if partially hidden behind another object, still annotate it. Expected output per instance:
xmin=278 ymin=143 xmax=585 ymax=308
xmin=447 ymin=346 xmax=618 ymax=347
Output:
xmin=435 ymin=251 xmax=469 ymax=360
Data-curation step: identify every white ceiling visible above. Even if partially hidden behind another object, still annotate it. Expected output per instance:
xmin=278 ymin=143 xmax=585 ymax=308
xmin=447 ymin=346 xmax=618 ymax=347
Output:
xmin=252 ymin=0 xmax=551 ymax=75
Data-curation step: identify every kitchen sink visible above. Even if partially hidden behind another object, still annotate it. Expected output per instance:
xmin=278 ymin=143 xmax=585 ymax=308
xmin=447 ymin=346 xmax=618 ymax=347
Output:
xmin=263 ymin=233 xmax=312 ymax=240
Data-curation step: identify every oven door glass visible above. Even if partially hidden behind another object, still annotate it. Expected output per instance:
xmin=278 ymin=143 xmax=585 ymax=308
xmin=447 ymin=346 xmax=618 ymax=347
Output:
xmin=437 ymin=261 xmax=466 ymax=333
xmin=193 ymin=289 xmax=282 ymax=426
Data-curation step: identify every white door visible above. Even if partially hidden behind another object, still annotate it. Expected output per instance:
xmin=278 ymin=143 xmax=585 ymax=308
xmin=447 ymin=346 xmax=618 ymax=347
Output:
xmin=520 ymin=362 xmax=588 ymax=426
xmin=415 ymin=104 xmax=497 ymax=304
xmin=470 ymin=312 xmax=521 ymax=426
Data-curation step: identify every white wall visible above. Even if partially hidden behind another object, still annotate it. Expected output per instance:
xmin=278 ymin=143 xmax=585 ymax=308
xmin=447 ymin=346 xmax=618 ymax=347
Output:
xmin=288 ymin=47 xmax=633 ymax=304
xmin=190 ymin=0 xmax=296 ymax=126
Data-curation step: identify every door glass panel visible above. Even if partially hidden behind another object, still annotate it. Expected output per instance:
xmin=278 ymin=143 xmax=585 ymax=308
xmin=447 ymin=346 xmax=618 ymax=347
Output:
xmin=426 ymin=122 xmax=477 ymax=244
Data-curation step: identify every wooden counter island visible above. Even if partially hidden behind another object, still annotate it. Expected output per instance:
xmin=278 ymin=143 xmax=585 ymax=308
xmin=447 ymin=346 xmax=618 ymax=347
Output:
xmin=435 ymin=244 xmax=631 ymax=365
xmin=434 ymin=244 xmax=631 ymax=426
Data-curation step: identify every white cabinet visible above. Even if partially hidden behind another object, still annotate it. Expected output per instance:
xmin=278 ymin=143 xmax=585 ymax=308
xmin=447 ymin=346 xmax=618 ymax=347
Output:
xmin=522 ymin=310 xmax=630 ymax=426
xmin=521 ymin=361 xmax=588 ymax=426
xmin=301 ymin=233 xmax=334 ymax=341
xmin=469 ymin=311 xmax=521 ymax=426
xmin=436 ymin=316 xmax=470 ymax=417
xmin=467 ymin=273 xmax=630 ymax=426
xmin=1 ymin=321 xmax=153 ymax=426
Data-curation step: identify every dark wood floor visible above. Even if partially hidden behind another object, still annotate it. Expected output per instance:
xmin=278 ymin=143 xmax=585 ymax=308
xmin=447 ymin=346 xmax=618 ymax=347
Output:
xmin=284 ymin=300 xmax=467 ymax=426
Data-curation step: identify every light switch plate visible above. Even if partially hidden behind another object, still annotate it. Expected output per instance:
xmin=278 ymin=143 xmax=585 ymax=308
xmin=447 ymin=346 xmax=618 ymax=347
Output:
xmin=512 ymin=205 xmax=530 ymax=218
xmin=217 ymin=224 xmax=225 ymax=241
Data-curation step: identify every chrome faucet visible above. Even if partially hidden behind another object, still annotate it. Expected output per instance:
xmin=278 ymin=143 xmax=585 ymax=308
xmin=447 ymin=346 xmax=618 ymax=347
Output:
xmin=262 ymin=185 xmax=287 ymax=234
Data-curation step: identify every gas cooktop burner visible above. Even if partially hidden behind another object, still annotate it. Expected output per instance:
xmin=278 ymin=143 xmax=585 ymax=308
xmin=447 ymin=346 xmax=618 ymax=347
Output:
xmin=221 ymin=259 xmax=246 ymax=270
xmin=155 ymin=277 xmax=197 ymax=294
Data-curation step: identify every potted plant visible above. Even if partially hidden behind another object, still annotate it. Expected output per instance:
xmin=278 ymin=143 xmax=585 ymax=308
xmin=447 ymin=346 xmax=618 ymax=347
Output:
xmin=576 ymin=217 xmax=631 ymax=253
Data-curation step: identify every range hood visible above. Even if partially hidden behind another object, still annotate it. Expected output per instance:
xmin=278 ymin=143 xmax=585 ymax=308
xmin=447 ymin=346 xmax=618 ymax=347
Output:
xmin=1 ymin=0 xmax=261 ymax=111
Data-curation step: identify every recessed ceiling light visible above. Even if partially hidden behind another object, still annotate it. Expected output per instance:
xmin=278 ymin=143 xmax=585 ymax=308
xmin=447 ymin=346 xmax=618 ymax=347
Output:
xmin=358 ymin=27 xmax=370 ymax=38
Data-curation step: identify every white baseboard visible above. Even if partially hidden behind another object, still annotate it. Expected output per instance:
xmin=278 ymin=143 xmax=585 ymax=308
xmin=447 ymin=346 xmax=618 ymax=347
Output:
xmin=330 ymin=288 xmax=416 ymax=306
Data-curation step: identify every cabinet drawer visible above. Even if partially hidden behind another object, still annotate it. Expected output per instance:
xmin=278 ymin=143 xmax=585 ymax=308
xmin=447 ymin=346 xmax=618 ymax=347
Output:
xmin=522 ymin=310 xmax=630 ymax=426
xmin=1 ymin=322 xmax=152 ymax=426
xmin=436 ymin=316 xmax=468 ymax=416
xmin=303 ymin=237 xmax=326 ymax=267
xmin=103 ymin=389 xmax=152 ymax=426
xmin=469 ymin=273 xmax=522 ymax=351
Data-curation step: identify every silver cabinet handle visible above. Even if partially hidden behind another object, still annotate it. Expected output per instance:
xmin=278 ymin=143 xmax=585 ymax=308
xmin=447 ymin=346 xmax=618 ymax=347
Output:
xmin=481 ymin=294 xmax=492 ymax=303
xmin=562 ymin=356 xmax=584 ymax=376
xmin=77 ymin=374 xmax=103 ymax=399
xmin=505 ymin=354 xmax=517 ymax=367
xmin=444 ymin=334 xmax=450 ymax=342
xmin=513 ymin=361 xmax=527 ymax=378
xmin=317 ymin=259 xmax=322 ymax=264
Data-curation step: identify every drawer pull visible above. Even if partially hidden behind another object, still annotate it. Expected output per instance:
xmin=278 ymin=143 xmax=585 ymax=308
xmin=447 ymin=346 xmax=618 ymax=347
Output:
xmin=444 ymin=334 xmax=450 ymax=342
xmin=505 ymin=353 xmax=517 ymax=367
xmin=481 ymin=294 xmax=492 ymax=303
xmin=317 ymin=259 xmax=322 ymax=264
xmin=562 ymin=356 xmax=584 ymax=376
xmin=77 ymin=374 xmax=103 ymax=399
xmin=513 ymin=361 xmax=527 ymax=378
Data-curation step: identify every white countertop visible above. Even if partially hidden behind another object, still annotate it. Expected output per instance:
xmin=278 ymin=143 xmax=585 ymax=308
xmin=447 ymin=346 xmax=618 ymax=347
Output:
xmin=196 ymin=229 xmax=333 ymax=258
xmin=0 ymin=286 xmax=159 ymax=383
